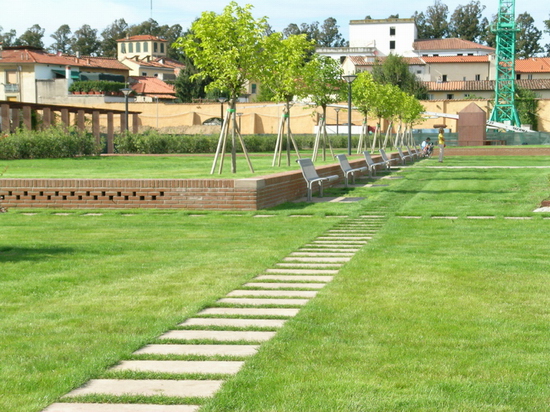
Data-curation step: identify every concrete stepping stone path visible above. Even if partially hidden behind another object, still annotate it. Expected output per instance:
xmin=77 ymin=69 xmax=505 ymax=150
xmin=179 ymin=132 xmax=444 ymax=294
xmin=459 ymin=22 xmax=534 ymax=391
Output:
xmin=43 ymin=214 xmax=387 ymax=411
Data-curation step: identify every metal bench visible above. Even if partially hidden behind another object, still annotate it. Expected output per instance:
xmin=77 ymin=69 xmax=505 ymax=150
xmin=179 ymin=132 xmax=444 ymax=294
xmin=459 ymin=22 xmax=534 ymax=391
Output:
xmin=379 ymin=148 xmax=400 ymax=168
xmin=397 ymin=147 xmax=415 ymax=165
xmin=362 ymin=151 xmax=389 ymax=176
xmin=296 ymin=158 xmax=339 ymax=202
xmin=335 ymin=154 xmax=368 ymax=187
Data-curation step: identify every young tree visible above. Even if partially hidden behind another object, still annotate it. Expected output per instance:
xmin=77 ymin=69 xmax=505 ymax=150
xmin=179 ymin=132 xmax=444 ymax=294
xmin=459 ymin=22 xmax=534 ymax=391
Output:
xmin=259 ymin=32 xmax=314 ymax=165
xmin=449 ymin=1 xmax=486 ymax=42
xmin=515 ymin=12 xmax=543 ymax=58
xmin=300 ymin=55 xmax=345 ymax=160
xmin=174 ymin=1 xmax=269 ymax=173
xmin=70 ymin=24 xmax=101 ymax=56
xmin=515 ymin=87 xmax=539 ymax=130
xmin=49 ymin=24 xmax=72 ymax=54
xmin=17 ymin=24 xmax=45 ymax=48
xmin=100 ymin=19 xmax=128 ymax=58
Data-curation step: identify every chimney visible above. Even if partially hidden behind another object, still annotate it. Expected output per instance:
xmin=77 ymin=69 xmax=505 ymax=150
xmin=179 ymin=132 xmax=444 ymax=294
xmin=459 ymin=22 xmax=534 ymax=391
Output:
xmin=65 ymin=65 xmax=73 ymax=92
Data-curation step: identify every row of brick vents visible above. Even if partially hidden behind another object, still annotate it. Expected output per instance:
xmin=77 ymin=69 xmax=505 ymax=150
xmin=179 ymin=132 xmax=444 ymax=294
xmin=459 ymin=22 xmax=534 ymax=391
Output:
xmin=42 ymin=214 xmax=386 ymax=412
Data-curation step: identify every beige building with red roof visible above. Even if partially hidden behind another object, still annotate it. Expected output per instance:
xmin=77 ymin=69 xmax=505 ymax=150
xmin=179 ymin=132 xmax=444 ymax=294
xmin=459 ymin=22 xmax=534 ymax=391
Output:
xmin=0 ymin=45 xmax=129 ymax=103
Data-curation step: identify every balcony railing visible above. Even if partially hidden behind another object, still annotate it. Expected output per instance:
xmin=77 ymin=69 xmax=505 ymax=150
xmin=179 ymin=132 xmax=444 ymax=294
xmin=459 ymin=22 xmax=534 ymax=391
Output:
xmin=4 ymin=84 xmax=19 ymax=93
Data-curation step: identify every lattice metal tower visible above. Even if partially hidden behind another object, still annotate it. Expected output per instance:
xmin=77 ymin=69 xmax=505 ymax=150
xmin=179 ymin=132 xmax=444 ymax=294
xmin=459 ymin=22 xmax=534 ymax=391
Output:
xmin=489 ymin=0 xmax=521 ymax=126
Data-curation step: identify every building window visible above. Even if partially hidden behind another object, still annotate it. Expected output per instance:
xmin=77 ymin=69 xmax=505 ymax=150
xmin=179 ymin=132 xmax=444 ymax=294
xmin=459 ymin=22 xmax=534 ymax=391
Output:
xmin=475 ymin=74 xmax=480 ymax=81
xmin=154 ymin=42 xmax=158 ymax=53
xmin=447 ymin=94 xmax=454 ymax=99
xmin=6 ymin=70 xmax=17 ymax=84
xmin=457 ymin=53 xmax=463 ymax=56
xmin=463 ymin=76 xmax=467 ymax=81
xmin=464 ymin=94 xmax=470 ymax=98
xmin=128 ymin=42 xmax=133 ymax=53
xmin=120 ymin=43 xmax=126 ymax=53
xmin=528 ymin=74 xmax=533 ymax=80
xmin=468 ymin=53 xmax=474 ymax=56
xmin=516 ymin=74 xmax=521 ymax=80
xmin=442 ymin=75 xmax=447 ymax=82
xmin=154 ymin=73 xmax=158 ymax=77
xmin=144 ymin=42 xmax=148 ymax=52
xmin=428 ymin=94 xmax=435 ymax=100
xmin=389 ymin=40 xmax=396 ymax=50
xmin=160 ymin=43 xmax=165 ymax=53
xmin=136 ymin=42 xmax=141 ymax=53
xmin=390 ymin=27 xmax=396 ymax=36
xmin=251 ymin=83 xmax=257 ymax=94
xmin=142 ymin=72 xmax=147 ymax=76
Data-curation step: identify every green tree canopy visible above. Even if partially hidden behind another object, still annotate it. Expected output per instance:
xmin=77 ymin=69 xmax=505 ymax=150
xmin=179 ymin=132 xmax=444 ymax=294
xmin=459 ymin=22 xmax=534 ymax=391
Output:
xmin=300 ymin=55 xmax=345 ymax=112
xmin=100 ymin=19 xmax=128 ymax=58
xmin=0 ymin=26 xmax=17 ymax=47
xmin=17 ymin=24 xmax=45 ymax=48
xmin=515 ymin=12 xmax=543 ymax=58
xmin=70 ymin=24 xmax=101 ymax=56
xmin=258 ymin=32 xmax=314 ymax=103
xmin=413 ymin=0 xmax=449 ymax=39
xmin=282 ymin=18 xmax=347 ymax=47
xmin=49 ymin=24 xmax=72 ymax=54
xmin=371 ymin=54 xmax=428 ymax=100
xmin=448 ymin=1 xmax=487 ymax=42
xmin=174 ymin=2 xmax=268 ymax=103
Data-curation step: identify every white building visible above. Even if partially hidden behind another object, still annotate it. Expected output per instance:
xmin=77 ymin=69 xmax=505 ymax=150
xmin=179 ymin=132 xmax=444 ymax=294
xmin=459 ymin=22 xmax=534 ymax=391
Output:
xmin=349 ymin=18 xmax=417 ymax=57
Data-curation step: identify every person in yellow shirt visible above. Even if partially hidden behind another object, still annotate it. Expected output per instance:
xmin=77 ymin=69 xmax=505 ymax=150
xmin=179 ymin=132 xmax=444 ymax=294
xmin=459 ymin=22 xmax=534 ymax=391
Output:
xmin=438 ymin=128 xmax=445 ymax=162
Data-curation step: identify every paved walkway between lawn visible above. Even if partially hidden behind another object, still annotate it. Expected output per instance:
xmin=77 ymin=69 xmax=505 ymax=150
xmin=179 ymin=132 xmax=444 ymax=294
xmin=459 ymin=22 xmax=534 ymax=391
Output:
xmin=42 ymin=214 xmax=387 ymax=412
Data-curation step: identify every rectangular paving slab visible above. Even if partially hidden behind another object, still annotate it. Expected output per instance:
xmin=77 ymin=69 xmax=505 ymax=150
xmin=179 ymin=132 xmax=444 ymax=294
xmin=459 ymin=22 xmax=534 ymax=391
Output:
xmin=217 ymin=297 xmax=309 ymax=306
xmin=254 ymin=275 xmax=333 ymax=282
xmin=159 ymin=330 xmax=276 ymax=342
xmin=244 ymin=282 xmax=326 ymax=289
xmin=198 ymin=307 xmax=300 ymax=316
xmin=275 ymin=263 xmax=342 ymax=268
xmin=43 ymin=404 xmax=199 ymax=412
xmin=265 ymin=269 xmax=338 ymax=274
xmin=134 ymin=344 xmax=259 ymax=356
xmin=111 ymin=360 xmax=244 ymax=375
xmin=64 ymin=379 xmax=223 ymax=398
xmin=180 ymin=318 xmax=286 ymax=328
xmin=284 ymin=257 xmax=351 ymax=262
xmin=227 ymin=290 xmax=318 ymax=298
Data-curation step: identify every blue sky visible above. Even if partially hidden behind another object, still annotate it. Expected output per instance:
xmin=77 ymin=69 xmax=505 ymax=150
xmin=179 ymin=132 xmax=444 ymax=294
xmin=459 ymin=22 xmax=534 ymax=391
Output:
xmin=2 ymin=0 xmax=549 ymax=47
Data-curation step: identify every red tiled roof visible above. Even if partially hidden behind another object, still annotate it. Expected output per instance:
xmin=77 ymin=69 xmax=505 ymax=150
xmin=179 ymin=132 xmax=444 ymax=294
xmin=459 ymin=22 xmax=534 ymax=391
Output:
xmin=0 ymin=48 xmax=128 ymax=71
xmin=130 ymin=76 xmax=176 ymax=96
xmin=414 ymin=38 xmax=494 ymax=51
xmin=117 ymin=35 xmax=167 ymax=42
xmin=347 ymin=55 xmax=424 ymax=66
xmin=515 ymin=58 xmax=550 ymax=73
xmin=423 ymin=79 xmax=550 ymax=91
xmin=422 ymin=55 xmax=489 ymax=63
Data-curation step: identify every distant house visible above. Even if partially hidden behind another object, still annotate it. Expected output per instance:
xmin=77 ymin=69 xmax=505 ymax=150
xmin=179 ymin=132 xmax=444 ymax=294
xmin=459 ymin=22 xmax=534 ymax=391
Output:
xmin=129 ymin=76 xmax=177 ymax=102
xmin=0 ymin=46 xmax=129 ymax=103
xmin=117 ymin=35 xmax=184 ymax=81
xmin=515 ymin=57 xmax=550 ymax=80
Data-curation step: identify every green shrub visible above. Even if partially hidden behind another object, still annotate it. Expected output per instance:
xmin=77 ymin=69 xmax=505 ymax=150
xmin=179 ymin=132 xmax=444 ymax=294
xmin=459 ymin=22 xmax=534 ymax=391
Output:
xmin=113 ymin=130 xmax=360 ymax=154
xmin=0 ymin=127 xmax=102 ymax=159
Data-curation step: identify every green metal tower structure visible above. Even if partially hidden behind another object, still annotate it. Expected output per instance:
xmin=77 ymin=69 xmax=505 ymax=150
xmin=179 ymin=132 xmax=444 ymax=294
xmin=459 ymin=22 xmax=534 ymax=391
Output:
xmin=489 ymin=0 xmax=521 ymax=126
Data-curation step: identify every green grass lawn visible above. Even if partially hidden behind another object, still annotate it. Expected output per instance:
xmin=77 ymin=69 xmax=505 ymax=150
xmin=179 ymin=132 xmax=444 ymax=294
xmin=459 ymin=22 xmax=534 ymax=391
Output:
xmin=0 ymin=151 xmax=350 ymax=179
xmin=1 ymin=155 xmax=550 ymax=411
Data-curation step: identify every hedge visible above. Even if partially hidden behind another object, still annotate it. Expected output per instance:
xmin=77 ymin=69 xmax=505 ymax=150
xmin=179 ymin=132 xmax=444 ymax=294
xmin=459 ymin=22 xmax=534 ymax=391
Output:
xmin=0 ymin=127 xmax=102 ymax=159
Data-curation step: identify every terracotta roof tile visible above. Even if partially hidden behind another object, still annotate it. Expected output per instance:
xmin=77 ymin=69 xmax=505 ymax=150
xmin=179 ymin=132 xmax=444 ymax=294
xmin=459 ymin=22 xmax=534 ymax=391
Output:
xmin=422 ymin=55 xmax=489 ymax=63
xmin=423 ymin=79 xmax=550 ymax=91
xmin=515 ymin=57 xmax=550 ymax=73
xmin=130 ymin=76 xmax=176 ymax=96
xmin=347 ymin=55 xmax=424 ymax=66
xmin=0 ymin=48 xmax=128 ymax=71
xmin=414 ymin=38 xmax=494 ymax=51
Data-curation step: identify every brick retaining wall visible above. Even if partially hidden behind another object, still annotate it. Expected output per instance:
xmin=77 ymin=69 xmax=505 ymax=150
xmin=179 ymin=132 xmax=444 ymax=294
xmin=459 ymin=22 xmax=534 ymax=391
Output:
xmin=0 ymin=155 xmax=391 ymax=211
